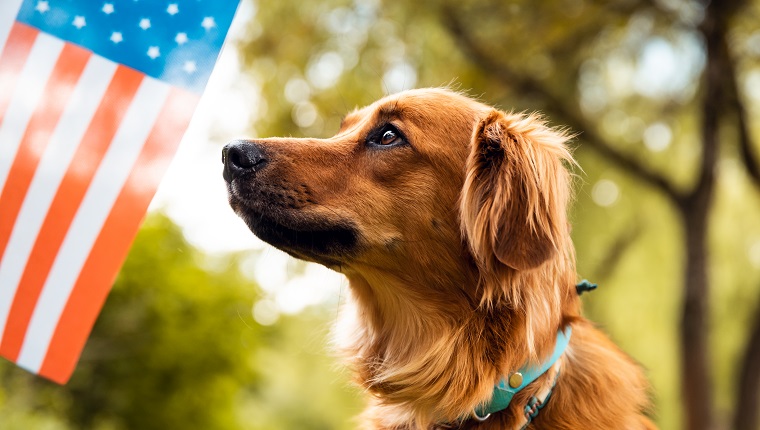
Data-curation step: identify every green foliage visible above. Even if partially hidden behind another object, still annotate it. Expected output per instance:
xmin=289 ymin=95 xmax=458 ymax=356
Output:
xmin=239 ymin=309 xmax=363 ymax=430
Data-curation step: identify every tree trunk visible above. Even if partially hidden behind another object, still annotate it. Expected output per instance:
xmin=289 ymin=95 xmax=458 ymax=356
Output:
xmin=678 ymin=201 xmax=713 ymax=430
xmin=676 ymin=1 xmax=728 ymax=426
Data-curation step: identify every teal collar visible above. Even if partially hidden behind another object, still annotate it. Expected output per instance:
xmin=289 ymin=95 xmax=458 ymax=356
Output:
xmin=474 ymin=326 xmax=572 ymax=419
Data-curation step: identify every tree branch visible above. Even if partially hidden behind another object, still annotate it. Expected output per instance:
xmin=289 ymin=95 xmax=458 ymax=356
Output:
xmin=687 ymin=0 xmax=752 ymax=204
xmin=440 ymin=6 xmax=682 ymax=203
xmin=681 ymin=5 xmax=725 ymax=208
xmin=638 ymin=0 xmax=699 ymax=28
xmin=724 ymin=46 xmax=760 ymax=187
xmin=737 ymin=102 xmax=760 ymax=185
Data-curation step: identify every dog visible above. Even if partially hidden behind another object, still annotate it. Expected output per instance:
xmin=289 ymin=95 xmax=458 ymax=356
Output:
xmin=222 ymin=88 xmax=655 ymax=429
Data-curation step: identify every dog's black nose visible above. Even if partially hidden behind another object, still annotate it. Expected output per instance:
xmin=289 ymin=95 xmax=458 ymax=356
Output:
xmin=222 ymin=140 xmax=267 ymax=182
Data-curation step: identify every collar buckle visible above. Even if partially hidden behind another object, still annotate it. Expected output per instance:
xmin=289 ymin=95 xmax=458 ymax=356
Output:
xmin=474 ymin=326 xmax=572 ymax=419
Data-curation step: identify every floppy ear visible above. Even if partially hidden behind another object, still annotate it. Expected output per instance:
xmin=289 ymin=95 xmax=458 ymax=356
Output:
xmin=460 ymin=110 xmax=573 ymax=272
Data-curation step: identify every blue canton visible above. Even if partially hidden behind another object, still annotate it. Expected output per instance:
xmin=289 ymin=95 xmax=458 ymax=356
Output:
xmin=16 ymin=0 xmax=240 ymax=94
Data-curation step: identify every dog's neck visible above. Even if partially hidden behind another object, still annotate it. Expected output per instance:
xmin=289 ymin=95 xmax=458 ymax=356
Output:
xmin=335 ymin=256 xmax=580 ymax=429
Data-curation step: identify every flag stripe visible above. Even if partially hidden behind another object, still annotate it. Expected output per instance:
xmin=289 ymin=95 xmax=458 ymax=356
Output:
xmin=38 ymin=88 xmax=199 ymax=383
xmin=0 ymin=23 xmax=38 ymax=123
xmin=1 ymin=65 xmax=143 ymax=363
xmin=0 ymin=34 xmax=65 ymax=340
xmin=0 ymin=0 xmax=24 ymax=53
xmin=0 ymin=56 xmax=117 ymax=360
xmin=16 ymin=77 xmax=171 ymax=374
xmin=0 ymin=31 xmax=62 ymax=194
xmin=0 ymin=40 xmax=89 ymax=265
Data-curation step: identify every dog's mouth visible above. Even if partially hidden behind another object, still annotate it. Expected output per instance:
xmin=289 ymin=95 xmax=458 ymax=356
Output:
xmin=228 ymin=192 xmax=359 ymax=266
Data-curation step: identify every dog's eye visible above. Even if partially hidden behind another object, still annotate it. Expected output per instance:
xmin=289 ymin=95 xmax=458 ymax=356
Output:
xmin=368 ymin=125 xmax=406 ymax=148
xmin=380 ymin=129 xmax=400 ymax=146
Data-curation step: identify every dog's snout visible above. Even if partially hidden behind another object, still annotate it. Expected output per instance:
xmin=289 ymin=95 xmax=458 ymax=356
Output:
xmin=222 ymin=140 xmax=267 ymax=182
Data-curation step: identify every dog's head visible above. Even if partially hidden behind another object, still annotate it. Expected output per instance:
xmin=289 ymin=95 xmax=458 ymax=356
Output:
xmin=223 ymin=88 xmax=574 ymax=306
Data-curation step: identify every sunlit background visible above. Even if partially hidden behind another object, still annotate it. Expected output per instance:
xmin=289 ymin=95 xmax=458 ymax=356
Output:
xmin=2 ymin=0 xmax=760 ymax=429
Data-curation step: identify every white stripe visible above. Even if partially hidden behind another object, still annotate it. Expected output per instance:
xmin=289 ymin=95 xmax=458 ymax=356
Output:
xmin=0 ymin=0 xmax=24 ymax=52
xmin=17 ymin=77 xmax=170 ymax=373
xmin=0 ymin=56 xmax=116 ymax=345
xmin=0 ymin=33 xmax=63 ymax=194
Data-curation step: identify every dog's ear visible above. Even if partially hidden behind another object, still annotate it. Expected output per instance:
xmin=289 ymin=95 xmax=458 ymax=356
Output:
xmin=461 ymin=110 xmax=573 ymax=272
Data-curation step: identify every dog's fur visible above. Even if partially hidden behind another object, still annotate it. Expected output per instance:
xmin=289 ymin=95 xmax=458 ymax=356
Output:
xmin=223 ymin=88 xmax=656 ymax=429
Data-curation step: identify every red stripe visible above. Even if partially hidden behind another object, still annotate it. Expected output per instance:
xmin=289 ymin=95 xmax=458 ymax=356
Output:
xmin=0 ymin=43 xmax=89 ymax=262
xmin=0 ymin=23 xmax=38 ymax=123
xmin=0 ymin=66 xmax=143 ymax=361
xmin=39 ymin=88 xmax=199 ymax=383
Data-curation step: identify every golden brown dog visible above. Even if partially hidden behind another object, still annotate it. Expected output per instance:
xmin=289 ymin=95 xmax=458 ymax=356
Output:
xmin=223 ymin=88 xmax=655 ymax=429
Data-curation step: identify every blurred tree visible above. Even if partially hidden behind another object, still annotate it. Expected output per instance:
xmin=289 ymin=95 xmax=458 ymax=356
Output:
xmin=62 ymin=214 xmax=261 ymax=430
xmin=237 ymin=0 xmax=760 ymax=429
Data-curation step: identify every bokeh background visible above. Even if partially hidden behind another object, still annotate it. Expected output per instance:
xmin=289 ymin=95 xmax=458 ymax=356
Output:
xmin=1 ymin=0 xmax=760 ymax=429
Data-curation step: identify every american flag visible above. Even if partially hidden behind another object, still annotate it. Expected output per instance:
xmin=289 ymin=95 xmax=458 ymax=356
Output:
xmin=0 ymin=0 xmax=239 ymax=383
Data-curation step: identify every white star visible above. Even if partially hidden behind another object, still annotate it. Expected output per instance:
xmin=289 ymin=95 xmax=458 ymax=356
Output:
xmin=139 ymin=18 xmax=151 ymax=30
xmin=110 ymin=32 xmax=122 ymax=43
xmin=175 ymin=32 xmax=188 ymax=45
xmin=102 ymin=3 xmax=114 ymax=14
xmin=183 ymin=61 xmax=197 ymax=74
xmin=72 ymin=16 xmax=86 ymax=29
xmin=35 ymin=1 xmax=49 ymax=13
xmin=201 ymin=16 xmax=216 ymax=31
xmin=147 ymin=46 xmax=160 ymax=59
xmin=167 ymin=4 xmax=179 ymax=15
